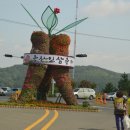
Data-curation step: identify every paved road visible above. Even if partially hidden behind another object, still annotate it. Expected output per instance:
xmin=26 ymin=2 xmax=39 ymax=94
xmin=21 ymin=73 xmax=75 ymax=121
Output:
xmin=0 ymin=107 xmax=116 ymax=130
xmin=0 ymin=96 xmax=117 ymax=130
xmin=0 ymin=96 xmax=9 ymax=102
xmin=50 ymin=109 xmax=116 ymax=130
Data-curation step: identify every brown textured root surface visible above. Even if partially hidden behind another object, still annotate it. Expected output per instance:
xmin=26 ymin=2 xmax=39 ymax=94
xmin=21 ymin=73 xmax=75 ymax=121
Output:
xmin=20 ymin=31 xmax=49 ymax=101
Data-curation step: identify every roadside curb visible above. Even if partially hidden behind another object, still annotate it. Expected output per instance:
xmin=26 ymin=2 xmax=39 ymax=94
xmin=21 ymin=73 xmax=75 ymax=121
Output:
xmin=0 ymin=105 xmax=100 ymax=112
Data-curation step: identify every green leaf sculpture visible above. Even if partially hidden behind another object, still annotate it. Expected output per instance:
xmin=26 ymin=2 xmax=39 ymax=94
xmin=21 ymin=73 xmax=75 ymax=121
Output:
xmin=20 ymin=3 xmax=87 ymax=36
xmin=20 ymin=3 xmax=43 ymax=31
xmin=55 ymin=17 xmax=88 ymax=35
xmin=41 ymin=6 xmax=58 ymax=36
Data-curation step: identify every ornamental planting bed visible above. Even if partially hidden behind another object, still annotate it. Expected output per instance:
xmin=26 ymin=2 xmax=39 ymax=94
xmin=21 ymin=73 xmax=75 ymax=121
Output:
xmin=0 ymin=101 xmax=99 ymax=112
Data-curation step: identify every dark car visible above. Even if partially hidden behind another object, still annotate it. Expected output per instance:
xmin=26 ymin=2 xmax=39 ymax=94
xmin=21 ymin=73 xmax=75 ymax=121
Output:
xmin=11 ymin=88 xmax=22 ymax=92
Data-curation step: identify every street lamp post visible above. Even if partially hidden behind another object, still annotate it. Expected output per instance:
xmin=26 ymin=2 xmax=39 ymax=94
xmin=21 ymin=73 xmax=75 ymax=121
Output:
xmin=76 ymin=54 xmax=87 ymax=57
xmin=4 ymin=54 xmax=23 ymax=59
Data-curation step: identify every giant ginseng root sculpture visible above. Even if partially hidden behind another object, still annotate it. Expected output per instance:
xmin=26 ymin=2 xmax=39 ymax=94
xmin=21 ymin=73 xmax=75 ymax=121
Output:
xmin=50 ymin=34 xmax=78 ymax=105
xmin=19 ymin=31 xmax=49 ymax=102
xmin=20 ymin=4 xmax=87 ymax=105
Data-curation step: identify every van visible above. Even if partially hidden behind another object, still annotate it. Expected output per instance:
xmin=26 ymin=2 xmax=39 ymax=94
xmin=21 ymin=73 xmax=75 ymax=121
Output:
xmin=74 ymin=88 xmax=96 ymax=100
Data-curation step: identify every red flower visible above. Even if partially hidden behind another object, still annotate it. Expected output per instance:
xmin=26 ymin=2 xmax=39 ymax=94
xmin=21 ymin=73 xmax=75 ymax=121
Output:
xmin=23 ymin=55 xmax=30 ymax=64
xmin=23 ymin=84 xmax=32 ymax=89
xmin=54 ymin=8 xmax=60 ymax=14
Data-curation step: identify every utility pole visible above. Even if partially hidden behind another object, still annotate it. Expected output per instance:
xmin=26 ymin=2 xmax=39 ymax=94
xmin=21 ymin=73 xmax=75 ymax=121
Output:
xmin=73 ymin=0 xmax=78 ymax=79
xmin=74 ymin=0 xmax=78 ymax=57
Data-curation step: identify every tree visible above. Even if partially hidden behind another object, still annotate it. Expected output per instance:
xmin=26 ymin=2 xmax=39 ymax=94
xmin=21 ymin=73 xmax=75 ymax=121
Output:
xmin=91 ymin=83 xmax=97 ymax=89
xmin=102 ymin=82 xmax=117 ymax=93
xmin=79 ymin=80 xmax=97 ymax=89
xmin=118 ymin=73 xmax=130 ymax=91
xmin=71 ymin=79 xmax=76 ymax=89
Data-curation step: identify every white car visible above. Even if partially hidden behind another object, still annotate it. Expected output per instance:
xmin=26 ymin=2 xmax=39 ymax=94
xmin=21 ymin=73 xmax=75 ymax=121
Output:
xmin=106 ymin=92 xmax=116 ymax=101
xmin=0 ymin=88 xmax=5 ymax=96
xmin=1 ymin=87 xmax=12 ymax=96
xmin=74 ymin=88 xmax=96 ymax=100
xmin=106 ymin=92 xmax=127 ymax=101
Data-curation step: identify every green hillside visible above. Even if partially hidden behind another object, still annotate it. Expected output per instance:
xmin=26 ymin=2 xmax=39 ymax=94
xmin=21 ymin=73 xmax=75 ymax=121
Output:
xmin=0 ymin=65 xmax=27 ymax=87
xmin=73 ymin=66 xmax=130 ymax=89
xmin=0 ymin=64 xmax=129 ymax=90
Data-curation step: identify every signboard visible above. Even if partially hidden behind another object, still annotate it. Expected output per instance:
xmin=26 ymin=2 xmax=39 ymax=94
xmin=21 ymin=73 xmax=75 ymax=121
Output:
xmin=23 ymin=53 xmax=74 ymax=68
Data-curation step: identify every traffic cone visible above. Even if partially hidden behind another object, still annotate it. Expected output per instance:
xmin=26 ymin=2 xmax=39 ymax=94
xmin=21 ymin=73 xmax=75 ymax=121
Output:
xmin=103 ymin=93 xmax=107 ymax=104
xmin=95 ymin=95 xmax=98 ymax=103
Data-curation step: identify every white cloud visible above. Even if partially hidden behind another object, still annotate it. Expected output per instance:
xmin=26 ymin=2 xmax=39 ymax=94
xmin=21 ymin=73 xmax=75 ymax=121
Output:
xmin=13 ymin=44 xmax=31 ymax=53
xmin=81 ymin=0 xmax=130 ymax=17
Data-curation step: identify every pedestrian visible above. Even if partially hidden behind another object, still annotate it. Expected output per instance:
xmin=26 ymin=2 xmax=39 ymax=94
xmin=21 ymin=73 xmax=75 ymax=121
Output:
xmin=113 ymin=91 xmax=126 ymax=130
xmin=126 ymin=91 xmax=130 ymax=118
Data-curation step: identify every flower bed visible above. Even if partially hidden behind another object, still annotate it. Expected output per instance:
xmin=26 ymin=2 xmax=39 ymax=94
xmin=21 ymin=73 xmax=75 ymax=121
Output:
xmin=0 ymin=101 xmax=99 ymax=112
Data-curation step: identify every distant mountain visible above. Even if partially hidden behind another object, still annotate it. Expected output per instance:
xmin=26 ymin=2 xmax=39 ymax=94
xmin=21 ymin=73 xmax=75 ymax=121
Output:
xmin=0 ymin=64 xmax=129 ymax=90
xmin=73 ymin=66 xmax=130 ymax=90
xmin=0 ymin=65 xmax=27 ymax=87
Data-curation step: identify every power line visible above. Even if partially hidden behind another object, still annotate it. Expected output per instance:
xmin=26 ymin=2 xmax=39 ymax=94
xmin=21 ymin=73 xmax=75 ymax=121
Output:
xmin=0 ymin=18 xmax=130 ymax=42
xmin=76 ymin=32 xmax=130 ymax=42
xmin=0 ymin=18 xmax=39 ymax=28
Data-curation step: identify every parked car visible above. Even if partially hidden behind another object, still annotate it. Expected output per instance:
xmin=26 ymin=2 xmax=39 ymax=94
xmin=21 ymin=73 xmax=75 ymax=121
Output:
xmin=106 ymin=92 xmax=127 ymax=101
xmin=106 ymin=92 xmax=116 ymax=101
xmin=73 ymin=88 xmax=96 ymax=100
xmin=1 ymin=87 xmax=11 ymax=91
xmin=1 ymin=87 xmax=12 ymax=96
xmin=11 ymin=88 xmax=22 ymax=92
xmin=0 ymin=88 xmax=6 ymax=96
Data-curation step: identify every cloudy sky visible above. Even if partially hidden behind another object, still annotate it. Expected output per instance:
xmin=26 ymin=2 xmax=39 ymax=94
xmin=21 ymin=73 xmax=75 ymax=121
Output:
xmin=0 ymin=0 xmax=130 ymax=73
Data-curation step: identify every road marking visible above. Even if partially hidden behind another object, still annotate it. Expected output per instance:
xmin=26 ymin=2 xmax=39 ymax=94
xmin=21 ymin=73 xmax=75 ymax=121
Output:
xmin=41 ymin=110 xmax=59 ymax=130
xmin=24 ymin=109 xmax=49 ymax=130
